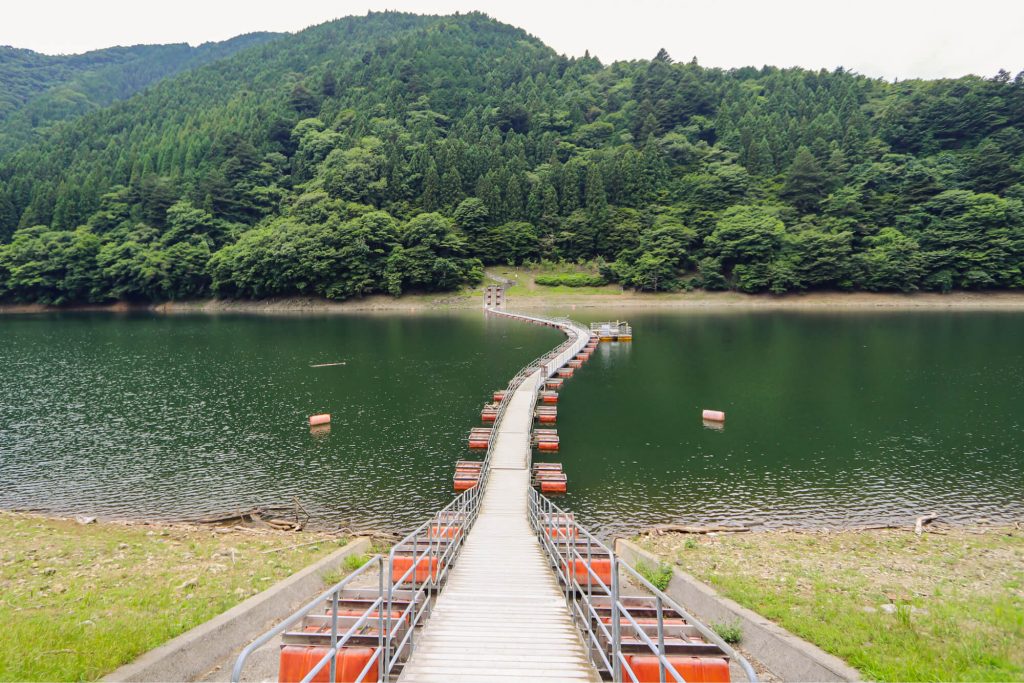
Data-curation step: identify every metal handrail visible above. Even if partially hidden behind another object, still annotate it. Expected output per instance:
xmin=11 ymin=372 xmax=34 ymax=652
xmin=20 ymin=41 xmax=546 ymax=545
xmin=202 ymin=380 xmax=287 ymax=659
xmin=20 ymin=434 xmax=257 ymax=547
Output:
xmin=233 ymin=308 xmax=590 ymax=683
xmin=529 ymin=488 xmax=758 ymax=683
xmin=379 ymin=309 xmax=587 ymax=671
xmin=230 ymin=556 xmax=385 ymax=682
xmin=384 ymin=482 xmax=481 ymax=675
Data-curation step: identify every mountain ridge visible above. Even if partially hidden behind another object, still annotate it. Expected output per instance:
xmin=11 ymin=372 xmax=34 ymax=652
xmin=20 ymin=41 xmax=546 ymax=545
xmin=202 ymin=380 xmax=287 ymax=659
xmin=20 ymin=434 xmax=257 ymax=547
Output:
xmin=0 ymin=11 xmax=1021 ymax=303
xmin=0 ymin=31 xmax=283 ymax=153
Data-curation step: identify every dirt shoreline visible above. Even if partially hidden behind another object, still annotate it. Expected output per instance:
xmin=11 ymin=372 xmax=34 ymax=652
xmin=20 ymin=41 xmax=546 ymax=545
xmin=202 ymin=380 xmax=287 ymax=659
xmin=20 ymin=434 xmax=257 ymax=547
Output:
xmin=0 ymin=509 xmax=340 ymax=537
xmin=4 ymin=289 xmax=1024 ymax=315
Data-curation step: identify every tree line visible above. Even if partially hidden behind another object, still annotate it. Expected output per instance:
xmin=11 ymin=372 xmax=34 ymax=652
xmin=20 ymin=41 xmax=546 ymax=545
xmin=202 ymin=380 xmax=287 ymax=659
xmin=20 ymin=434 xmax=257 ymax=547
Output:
xmin=1 ymin=12 xmax=1022 ymax=304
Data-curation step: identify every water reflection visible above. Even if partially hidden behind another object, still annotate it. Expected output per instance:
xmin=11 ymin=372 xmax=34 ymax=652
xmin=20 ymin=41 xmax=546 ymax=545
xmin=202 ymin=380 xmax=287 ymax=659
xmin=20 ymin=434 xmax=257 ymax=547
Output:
xmin=1 ymin=309 xmax=1022 ymax=537
xmin=545 ymin=308 xmax=1024 ymax=536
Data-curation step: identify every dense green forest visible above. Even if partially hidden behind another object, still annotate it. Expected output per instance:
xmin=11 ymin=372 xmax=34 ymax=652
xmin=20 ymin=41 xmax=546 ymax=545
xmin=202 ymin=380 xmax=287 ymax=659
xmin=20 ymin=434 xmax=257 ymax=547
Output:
xmin=0 ymin=33 xmax=280 ymax=156
xmin=1 ymin=11 xmax=1022 ymax=304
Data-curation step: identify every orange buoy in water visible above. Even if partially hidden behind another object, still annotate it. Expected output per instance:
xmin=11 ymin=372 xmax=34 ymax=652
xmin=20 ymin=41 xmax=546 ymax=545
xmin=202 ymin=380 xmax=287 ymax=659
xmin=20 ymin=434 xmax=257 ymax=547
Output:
xmin=702 ymin=409 xmax=725 ymax=422
xmin=541 ymin=479 xmax=567 ymax=494
xmin=309 ymin=414 xmax=331 ymax=427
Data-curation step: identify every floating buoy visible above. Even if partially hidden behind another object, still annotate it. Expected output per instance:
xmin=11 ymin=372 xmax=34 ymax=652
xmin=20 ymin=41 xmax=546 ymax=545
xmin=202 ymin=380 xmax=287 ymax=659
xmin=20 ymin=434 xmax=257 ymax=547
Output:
xmin=702 ymin=409 xmax=725 ymax=422
xmin=279 ymin=646 xmax=374 ymax=683
xmin=563 ymin=558 xmax=611 ymax=585
xmin=623 ymin=655 xmax=729 ymax=683
xmin=535 ymin=405 xmax=558 ymax=424
xmin=309 ymin=414 xmax=331 ymax=427
xmin=390 ymin=555 xmax=440 ymax=584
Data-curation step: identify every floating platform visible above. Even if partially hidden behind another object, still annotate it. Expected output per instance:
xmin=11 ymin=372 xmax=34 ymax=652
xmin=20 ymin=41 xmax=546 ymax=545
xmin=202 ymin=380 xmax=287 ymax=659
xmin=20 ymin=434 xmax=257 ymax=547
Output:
xmin=590 ymin=321 xmax=632 ymax=342
xmin=539 ymin=390 xmax=559 ymax=404
xmin=532 ymin=428 xmax=560 ymax=452
xmin=453 ymin=460 xmax=482 ymax=491
xmin=535 ymin=405 xmax=557 ymax=424
xmin=467 ymin=427 xmax=493 ymax=449
xmin=532 ymin=462 xmax=567 ymax=494
xmin=480 ymin=403 xmax=498 ymax=422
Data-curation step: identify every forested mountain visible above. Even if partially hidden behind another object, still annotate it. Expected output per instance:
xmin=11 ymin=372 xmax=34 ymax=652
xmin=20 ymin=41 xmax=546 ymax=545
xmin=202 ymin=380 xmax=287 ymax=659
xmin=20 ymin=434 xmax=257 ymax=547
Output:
xmin=1 ymin=11 xmax=1022 ymax=304
xmin=0 ymin=33 xmax=281 ymax=156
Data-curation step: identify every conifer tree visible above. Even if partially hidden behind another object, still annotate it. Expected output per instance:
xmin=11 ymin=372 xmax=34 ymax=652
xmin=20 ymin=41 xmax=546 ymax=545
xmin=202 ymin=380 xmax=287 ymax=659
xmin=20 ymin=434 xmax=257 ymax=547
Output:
xmin=782 ymin=146 xmax=828 ymax=212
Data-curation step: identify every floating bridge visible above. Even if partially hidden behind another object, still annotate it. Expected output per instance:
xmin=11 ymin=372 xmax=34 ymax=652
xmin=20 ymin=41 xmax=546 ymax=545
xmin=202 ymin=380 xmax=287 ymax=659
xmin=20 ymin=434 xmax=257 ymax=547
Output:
xmin=231 ymin=299 xmax=755 ymax=683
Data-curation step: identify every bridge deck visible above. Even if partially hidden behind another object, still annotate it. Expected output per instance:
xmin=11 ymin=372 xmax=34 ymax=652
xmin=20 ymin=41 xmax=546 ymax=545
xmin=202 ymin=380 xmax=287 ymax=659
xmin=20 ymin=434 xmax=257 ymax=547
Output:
xmin=400 ymin=334 xmax=599 ymax=682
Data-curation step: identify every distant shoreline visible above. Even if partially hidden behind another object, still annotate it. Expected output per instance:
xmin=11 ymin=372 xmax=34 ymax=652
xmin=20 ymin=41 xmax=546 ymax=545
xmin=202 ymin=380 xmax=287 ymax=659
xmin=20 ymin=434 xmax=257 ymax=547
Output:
xmin=4 ymin=289 xmax=1024 ymax=315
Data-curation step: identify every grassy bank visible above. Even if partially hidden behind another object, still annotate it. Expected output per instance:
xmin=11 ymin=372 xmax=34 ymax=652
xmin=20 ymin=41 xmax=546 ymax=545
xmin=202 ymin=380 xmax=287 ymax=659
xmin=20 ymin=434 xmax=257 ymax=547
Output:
xmin=637 ymin=527 xmax=1024 ymax=681
xmin=5 ymin=280 xmax=1024 ymax=316
xmin=0 ymin=512 xmax=348 ymax=681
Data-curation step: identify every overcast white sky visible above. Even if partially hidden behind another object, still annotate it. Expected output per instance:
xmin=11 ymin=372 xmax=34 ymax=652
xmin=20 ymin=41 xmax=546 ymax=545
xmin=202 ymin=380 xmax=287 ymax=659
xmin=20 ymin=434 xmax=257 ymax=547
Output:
xmin=2 ymin=0 xmax=1022 ymax=81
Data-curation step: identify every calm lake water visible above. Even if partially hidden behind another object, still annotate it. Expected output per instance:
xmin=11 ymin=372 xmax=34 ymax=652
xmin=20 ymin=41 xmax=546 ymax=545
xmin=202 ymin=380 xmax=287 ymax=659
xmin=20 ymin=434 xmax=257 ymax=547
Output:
xmin=1 ymin=308 xmax=1022 ymax=535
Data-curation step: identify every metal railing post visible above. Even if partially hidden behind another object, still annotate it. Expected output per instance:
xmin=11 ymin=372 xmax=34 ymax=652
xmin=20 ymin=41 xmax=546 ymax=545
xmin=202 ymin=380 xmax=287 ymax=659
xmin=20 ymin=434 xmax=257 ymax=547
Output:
xmin=386 ymin=547 xmax=394 ymax=672
xmin=329 ymin=589 xmax=338 ymax=683
xmin=378 ymin=557 xmax=385 ymax=682
xmin=568 ymin=516 xmax=577 ymax=606
xmin=411 ymin=527 xmax=419 ymax=655
xmin=612 ymin=558 xmax=622 ymax=683
xmin=657 ymin=594 xmax=666 ymax=683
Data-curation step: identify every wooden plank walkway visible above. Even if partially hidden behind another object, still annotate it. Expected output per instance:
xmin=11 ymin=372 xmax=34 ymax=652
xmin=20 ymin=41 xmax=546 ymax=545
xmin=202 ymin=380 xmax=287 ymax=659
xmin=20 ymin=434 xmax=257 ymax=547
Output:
xmin=399 ymin=321 xmax=598 ymax=683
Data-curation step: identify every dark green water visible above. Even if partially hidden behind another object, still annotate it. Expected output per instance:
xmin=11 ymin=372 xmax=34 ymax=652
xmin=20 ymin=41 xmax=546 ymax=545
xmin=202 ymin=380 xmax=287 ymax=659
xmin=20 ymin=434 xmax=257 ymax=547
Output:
xmin=0 ymin=312 xmax=560 ymax=531
xmin=1 ymin=309 xmax=1022 ymax=534
xmin=556 ymin=308 xmax=1024 ymax=534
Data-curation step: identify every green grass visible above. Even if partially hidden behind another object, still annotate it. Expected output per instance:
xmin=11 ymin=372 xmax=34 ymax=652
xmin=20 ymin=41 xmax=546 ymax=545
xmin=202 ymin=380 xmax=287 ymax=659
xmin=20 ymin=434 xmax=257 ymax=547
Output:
xmin=535 ymin=273 xmax=608 ymax=287
xmin=0 ymin=512 xmax=348 ymax=681
xmin=638 ymin=529 xmax=1024 ymax=681
xmin=635 ymin=559 xmax=674 ymax=592
xmin=486 ymin=263 xmax=624 ymax=299
xmin=712 ymin=620 xmax=743 ymax=644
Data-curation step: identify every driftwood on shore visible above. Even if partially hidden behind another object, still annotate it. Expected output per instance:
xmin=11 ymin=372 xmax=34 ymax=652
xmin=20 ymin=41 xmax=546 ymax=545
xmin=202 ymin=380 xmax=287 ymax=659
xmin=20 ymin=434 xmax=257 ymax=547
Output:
xmin=334 ymin=525 xmax=401 ymax=545
xmin=638 ymin=512 xmax=958 ymax=537
xmin=639 ymin=524 xmax=752 ymax=536
xmin=915 ymin=513 xmax=939 ymax=535
xmin=193 ymin=498 xmax=311 ymax=531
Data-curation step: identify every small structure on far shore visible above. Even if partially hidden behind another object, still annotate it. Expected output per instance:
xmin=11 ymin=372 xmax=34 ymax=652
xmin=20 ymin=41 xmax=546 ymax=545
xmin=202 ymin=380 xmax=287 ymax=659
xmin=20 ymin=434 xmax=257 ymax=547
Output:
xmin=590 ymin=320 xmax=632 ymax=341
